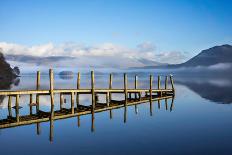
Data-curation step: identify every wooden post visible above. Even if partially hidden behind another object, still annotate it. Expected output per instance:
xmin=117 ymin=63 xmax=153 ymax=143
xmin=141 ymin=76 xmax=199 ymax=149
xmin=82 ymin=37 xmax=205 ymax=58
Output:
xmin=16 ymin=94 xmax=20 ymax=122
xmin=106 ymin=92 xmax=110 ymax=106
xmin=158 ymin=75 xmax=161 ymax=89
xmin=76 ymin=72 xmax=80 ymax=105
xmin=36 ymin=71 xmax=40 ymax=104
xmin=135 ymin=75 xmax=138 ymax=99
xmin=60 ymin=93 xmax=63 ymax=110
xmin=109 ymin=73 xmax=112 ymax=101
xmin=149 ymin=75 xmax=153 ymax=100
xmin=124 ymin=73 xmax=128 ymax=105
xmin=91 ymin=71 xmax=95 ymax=112
xmin=158 ymin=75 xmax=162 ymax=97
xmin=36 ymin=71 xmax=40 ymax=114
xmin=170 ymin=75 xmax=175 ymax=95
xmin=165 ymin=76 xmax=168 ymax=89
xmin=29 ymin=94 xmax=33 ymax=115
xmin=71 ymin=92 xmax=75 ymax=114
xmin=8 ymin=96 xmax=12 ymax=117
xmin=30 ymin=94 xmax=33 ymax=104
xmin=49 ymin=69 xmax=54 ymax=106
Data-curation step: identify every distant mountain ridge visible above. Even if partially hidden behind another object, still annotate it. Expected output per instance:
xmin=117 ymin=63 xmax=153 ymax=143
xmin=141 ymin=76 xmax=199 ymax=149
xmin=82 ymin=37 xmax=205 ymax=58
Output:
xmin=180 ymin=44 xmax=232 ymax=67
xmin=5 ymin=54 xmax=163 ymax=68
xmin=139 ymin=44 xmax=232 ymax=69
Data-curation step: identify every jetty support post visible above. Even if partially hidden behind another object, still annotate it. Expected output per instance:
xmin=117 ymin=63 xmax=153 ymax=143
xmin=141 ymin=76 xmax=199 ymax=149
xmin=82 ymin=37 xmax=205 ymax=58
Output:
xmin=71 ymin=92 xmax=75 ymax=114
xmin=134 ymin=75 xmax=138 ymax=99
xmin=91 ymin=71 xmax=95 ymax=113
xmin=36 ymin=71 xmax=40 ymax=113
xmin=170 ymin=75 xmax=175 ymax=95
xmin=158 ymin=75 xmax=161 ymax=96
xmin=149 ymin=74 xmax=153 ymax=100
xmin=8 ymin=96 xmax=12 ymax=117
xmin=60 ymin=93 xmax=63 ymax=110
xmin=29 ymin=94 xmax=33 ymax=115
xmin=165 ymin=76 xmax=168 ymax=89
xmin=109 ymin=74 xmax=113 ymax=101
xmin=49 ymin=69 xmax=55 ymax=107
xmin=76 ymin=72 xmax=80 ymax=105
xmin=16 ymin=94 xmax=20 ymax=122
xmin=124 ymin=73 xmax=128 ymax=105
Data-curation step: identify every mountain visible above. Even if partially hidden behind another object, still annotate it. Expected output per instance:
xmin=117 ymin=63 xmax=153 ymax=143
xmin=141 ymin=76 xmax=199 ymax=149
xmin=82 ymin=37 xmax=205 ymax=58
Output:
xmin=139 ymin=44 xmax=232 ymax=69
xmin=180 ymin=44 xmax=232 ymax=67
xmin=5 ymin=54 xmax=163 ymax=68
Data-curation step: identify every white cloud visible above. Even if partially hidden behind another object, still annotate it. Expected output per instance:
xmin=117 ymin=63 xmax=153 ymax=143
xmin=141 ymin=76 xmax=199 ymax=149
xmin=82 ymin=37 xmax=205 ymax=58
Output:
xmin=0 ymin=42 xmax=188 ymax=67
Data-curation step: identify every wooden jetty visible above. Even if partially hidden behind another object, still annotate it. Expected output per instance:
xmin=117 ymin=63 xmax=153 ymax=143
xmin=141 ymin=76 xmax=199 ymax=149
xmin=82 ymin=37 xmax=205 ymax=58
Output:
xmin=0 ymin=69 xmax=175 ymax=132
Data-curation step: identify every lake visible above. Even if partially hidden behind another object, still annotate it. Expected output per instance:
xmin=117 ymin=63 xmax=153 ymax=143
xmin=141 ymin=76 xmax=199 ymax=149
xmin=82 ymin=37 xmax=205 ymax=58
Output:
xmin=0 ymin=72 xmax=232 ymax=155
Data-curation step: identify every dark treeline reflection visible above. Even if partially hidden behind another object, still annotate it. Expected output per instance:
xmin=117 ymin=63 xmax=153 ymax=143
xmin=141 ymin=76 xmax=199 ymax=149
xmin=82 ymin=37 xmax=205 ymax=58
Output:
xmin=175 ymin=76 xmax=232 ymax=104
xmin=1 ymin=97 xmax=174 ymax=142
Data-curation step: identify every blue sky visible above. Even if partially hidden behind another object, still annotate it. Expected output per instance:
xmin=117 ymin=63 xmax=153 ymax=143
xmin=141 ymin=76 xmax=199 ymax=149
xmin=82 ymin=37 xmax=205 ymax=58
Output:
xmin=0 ymin=0 xmax=232 ymax=60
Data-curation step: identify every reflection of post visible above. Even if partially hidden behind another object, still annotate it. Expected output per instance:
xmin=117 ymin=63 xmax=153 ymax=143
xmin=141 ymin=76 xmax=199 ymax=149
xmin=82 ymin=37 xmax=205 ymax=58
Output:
xmin=158 ymin=99 xmax=161 ymax=109
xmin=124 ymin=106 xmax=127 ymax=123
xmin=124 ymin=73 xmax=128 ymax=105
xmin=36 ymin=123 xmax=41 ymax=135
xmin=109 ymin=74 xmax=112 ymax=102
xmin=150 ymin=99 xmax=153 ymax=116
xmin=149 ymin=75 xmax=153 ymax=101
xmin=36 ymin=71 xmax=40 ymax=113
xmin=135 ymin=104 xmax=138 ymax=115
xmin=91 ymin=71 xmax=95 ymax=113
xmin=165 ymin=98 xmax=168 ymax=110
xmin=76 ymin=72 xmax=80 ymax=105
xmin=91 ymin=113 xmax=95 ymax=132
xmin=77 ymin=115 xmax=80 ymax=127
xmin=49 ymin=104 xmax=54 ymax=142
xmin=71 ymin=92 xmax=75 ymax=114
xmin=170 ymin=97 xmax=174 ymax=112
xmin=109 ymin=109 xmax=113 ymax=119
xmin=49 ymin=69 xmax=54 ymax=107
xmin=16 ymin=94 xmax=19 ymax=122
xmin=8 ymin=96 xmax=12 ymax=117
xmin=29 ymin=94 xmax=33 ymax=115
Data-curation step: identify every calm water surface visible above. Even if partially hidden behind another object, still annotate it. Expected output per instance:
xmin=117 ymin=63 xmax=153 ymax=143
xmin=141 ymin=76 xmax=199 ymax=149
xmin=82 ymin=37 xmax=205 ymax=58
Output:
xmin=0 ymin=73 xmax=232 ymax=155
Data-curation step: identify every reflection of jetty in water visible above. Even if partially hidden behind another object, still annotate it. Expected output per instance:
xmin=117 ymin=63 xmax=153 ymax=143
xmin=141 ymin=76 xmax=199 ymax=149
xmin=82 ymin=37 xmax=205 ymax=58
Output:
xmin=0 ymin=69 xmax=175 ymax=142
xmin=0 ymin=96 xmax=174 ymax=142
